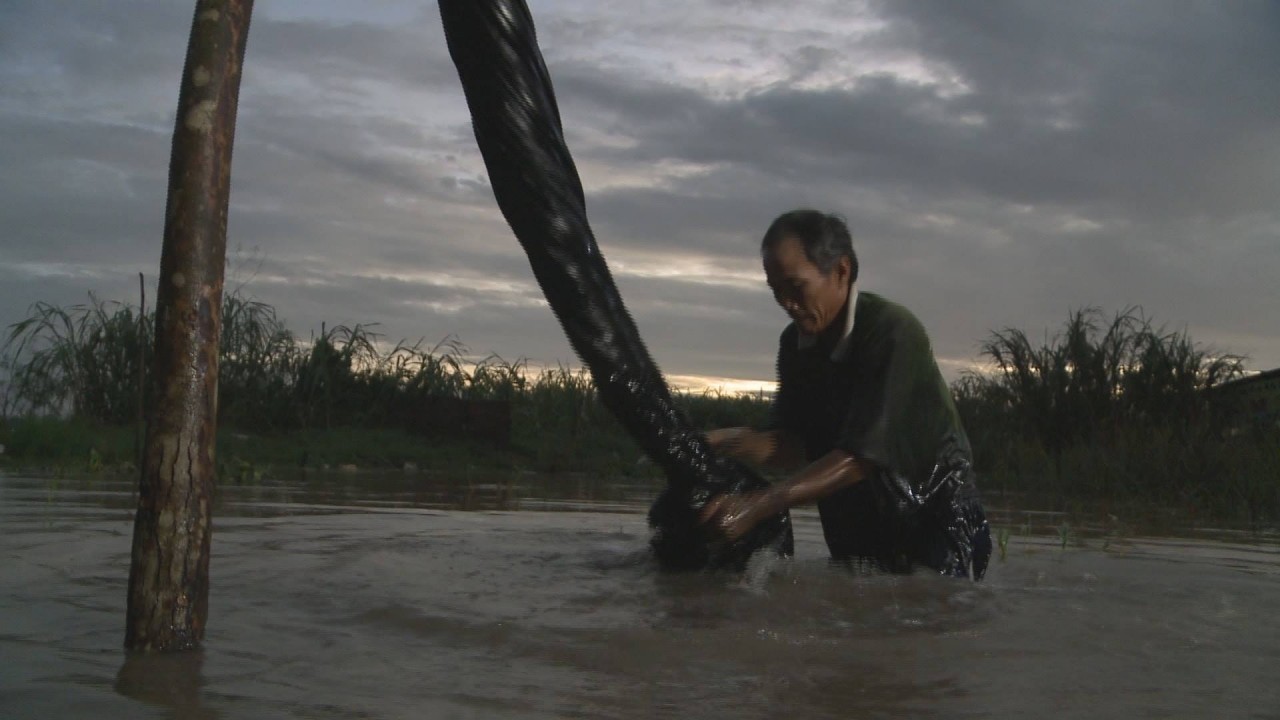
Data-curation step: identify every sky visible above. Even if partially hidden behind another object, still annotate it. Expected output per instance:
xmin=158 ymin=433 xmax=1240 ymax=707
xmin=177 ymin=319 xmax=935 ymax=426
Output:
xmin=2 ymin=0 xmax=1277 ymax=392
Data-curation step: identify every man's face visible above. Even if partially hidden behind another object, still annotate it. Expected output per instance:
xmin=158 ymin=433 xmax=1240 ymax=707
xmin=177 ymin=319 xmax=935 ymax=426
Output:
xmin=763 ymin=235 xmax=851 ymax=336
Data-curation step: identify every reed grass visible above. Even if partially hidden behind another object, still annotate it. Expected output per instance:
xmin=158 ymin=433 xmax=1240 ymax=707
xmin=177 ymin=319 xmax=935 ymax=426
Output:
xmin=955 ymin=307 xmax=1276 ymax=528
xmin=0 ymin=292 xmax=770 ymax=479
xmin=3 ymin=295 xmax=1275 ymax=526
xmin=1 ymin=295 xmax=150 ymax=422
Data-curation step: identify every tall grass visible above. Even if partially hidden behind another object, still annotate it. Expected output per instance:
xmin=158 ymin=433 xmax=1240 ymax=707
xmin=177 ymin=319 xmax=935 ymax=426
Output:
xmin=1 ymin=295 xmax=151 ymax=422
xmin=955 ymin=307 xmax=1275 ymax=526
xmin=8 ymin=294 xmax=1271 ymax=525
xmin=216 ymin=294 xmax=297 ymax=429
xmin=965 ymin=307 xmax=1243 ymax=450
xmin=1 ymin=293 xmax=772 ymax=475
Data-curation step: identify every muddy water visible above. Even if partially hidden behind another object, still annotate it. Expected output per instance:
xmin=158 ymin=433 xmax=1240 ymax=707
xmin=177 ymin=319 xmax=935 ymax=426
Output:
xmin=2 ymin=472 xmax=1278 ymax=719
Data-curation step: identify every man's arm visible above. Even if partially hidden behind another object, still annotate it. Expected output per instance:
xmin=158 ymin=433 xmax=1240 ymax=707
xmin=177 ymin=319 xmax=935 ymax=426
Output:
xmin=699 ymin=448 xmax=869 ymax=541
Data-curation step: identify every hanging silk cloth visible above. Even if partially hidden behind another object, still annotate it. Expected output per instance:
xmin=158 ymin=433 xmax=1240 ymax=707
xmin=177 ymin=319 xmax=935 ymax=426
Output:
xmin=439 ymin=0 xmax=793 ymax=570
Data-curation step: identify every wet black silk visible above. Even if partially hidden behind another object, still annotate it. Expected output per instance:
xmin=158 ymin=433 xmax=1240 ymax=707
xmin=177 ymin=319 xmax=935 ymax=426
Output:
xmin=439 ymin=0 xmax=792 ymax=570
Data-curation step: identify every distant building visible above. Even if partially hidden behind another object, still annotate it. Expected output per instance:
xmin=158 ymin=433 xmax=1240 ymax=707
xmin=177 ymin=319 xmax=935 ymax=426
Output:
xmin=1208 ymin=367 xmax=1280 ymax=428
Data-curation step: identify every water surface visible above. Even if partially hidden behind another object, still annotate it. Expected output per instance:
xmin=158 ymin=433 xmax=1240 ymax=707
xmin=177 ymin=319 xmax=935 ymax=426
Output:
xmin=2 ymin=472 xmax=1277 ymax=719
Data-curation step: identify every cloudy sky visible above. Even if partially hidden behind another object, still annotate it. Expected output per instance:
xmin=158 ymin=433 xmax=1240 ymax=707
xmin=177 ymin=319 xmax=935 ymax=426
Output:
xmin=2 ymin=0 xmax=1277 ymax=391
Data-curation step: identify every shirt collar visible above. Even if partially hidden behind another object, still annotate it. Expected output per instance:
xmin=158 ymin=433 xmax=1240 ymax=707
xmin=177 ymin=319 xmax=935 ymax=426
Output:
xmin=796 ymin=282 xmax=858 ymax=361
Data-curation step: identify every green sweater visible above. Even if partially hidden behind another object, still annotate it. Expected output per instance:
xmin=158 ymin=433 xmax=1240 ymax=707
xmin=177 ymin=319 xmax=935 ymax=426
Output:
xmin=770 ymin=291 xmax=976 ymax=518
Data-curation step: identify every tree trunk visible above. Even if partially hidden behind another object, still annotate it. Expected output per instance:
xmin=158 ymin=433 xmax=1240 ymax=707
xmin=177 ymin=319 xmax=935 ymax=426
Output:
xmin=125 ymin=0 xmax=253 ymax=652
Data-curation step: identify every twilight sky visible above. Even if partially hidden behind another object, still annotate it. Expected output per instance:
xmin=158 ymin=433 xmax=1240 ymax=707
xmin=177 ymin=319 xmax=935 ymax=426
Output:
xmin=2 ymin=0 xmax=1277 ymax=391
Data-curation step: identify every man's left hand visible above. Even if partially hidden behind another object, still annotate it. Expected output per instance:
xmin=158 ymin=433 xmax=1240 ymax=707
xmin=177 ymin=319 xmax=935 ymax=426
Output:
xmin=698 ymin=490 xmax=780 ymax=542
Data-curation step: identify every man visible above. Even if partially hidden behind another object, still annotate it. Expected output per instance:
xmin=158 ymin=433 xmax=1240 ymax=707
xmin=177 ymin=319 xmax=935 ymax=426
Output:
xmin=700 ymin=209 xmax=991 ymax=579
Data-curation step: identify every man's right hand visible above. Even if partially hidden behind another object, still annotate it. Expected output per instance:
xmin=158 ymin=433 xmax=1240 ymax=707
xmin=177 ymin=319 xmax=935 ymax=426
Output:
xmin=705 ymin=427 xmax=749 ymax=454
xmin=705 ymin=427 xmax=803 ymax=470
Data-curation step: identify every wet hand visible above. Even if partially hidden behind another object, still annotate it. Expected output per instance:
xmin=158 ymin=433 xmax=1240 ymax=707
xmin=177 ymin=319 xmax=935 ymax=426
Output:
xmin=704 ymin=428 xmax=744 ymax=453
xmin=698 ymin=490 xmax=776 ymax=542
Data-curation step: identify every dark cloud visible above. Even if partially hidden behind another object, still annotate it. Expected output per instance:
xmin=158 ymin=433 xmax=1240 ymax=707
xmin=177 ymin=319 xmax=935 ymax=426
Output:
xmin=541 ymin=2 xmax=1280 ymax=370
xmin=2 ymin=0 xmax=1277 ymax=388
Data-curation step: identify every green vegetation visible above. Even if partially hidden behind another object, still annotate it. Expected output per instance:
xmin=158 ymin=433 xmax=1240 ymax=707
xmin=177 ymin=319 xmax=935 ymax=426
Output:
xmin=1 ymin=296 xmax=150 ymax=423
xmin=954 ymin=307 xmax=1278 ymax=529
xmin=0 ymin=292 xmax=759 ymax=481
xmin=2 ymin=296 xmax=1275 ymax=528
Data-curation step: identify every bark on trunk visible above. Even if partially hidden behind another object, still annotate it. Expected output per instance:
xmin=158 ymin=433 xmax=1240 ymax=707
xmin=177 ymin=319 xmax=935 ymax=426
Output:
xmin=125 ymin=0 xmax=253 ymax=652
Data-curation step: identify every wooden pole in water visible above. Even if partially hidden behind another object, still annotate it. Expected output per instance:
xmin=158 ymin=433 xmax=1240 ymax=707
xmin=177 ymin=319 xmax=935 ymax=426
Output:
xmin=126 ymin=0 xmax=253 ymax=652
xmin=135 ymin=272 xmax=145 ymax=474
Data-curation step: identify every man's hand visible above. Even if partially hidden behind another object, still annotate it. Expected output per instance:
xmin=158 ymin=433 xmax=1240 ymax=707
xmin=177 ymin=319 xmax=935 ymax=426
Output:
xmin=704 ymin=427 xmax=804 ymax=469
xmin=699 ymin=489 xmax=782 ymax=542
xmin=705 ymin=427 xmax=746 ymax=453
xmin=700 ymin=449 xmax=868 ymax=541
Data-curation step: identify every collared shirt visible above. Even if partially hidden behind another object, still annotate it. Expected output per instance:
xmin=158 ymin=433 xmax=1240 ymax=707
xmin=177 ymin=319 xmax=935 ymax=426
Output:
xmin=796 ymin=282 xmax=859 ymax=361
xmin=768 ymin=290 xmax=988 ymax=576
xmin=771 ymin=290 xmax=969 ymax=484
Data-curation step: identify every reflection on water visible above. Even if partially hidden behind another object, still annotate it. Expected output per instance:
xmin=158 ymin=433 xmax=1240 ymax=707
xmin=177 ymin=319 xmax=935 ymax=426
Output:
xmin=115 ymin=651 xmax=215 ymax=720
xmin=2 ymin=472 xmax=1278 ymax=719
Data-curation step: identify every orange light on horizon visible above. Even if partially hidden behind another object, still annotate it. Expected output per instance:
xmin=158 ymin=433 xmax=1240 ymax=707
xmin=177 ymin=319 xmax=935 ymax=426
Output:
xmin=665 ymin=374 xmax=777 ymax=397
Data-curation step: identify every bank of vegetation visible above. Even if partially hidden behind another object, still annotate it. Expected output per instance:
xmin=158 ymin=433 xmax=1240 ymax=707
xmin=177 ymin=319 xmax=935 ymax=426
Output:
xmin=0 ymin=293 xmax=766 ymax=480
xmin=953 ymin=308 xmax=1276 ymax=529
xmin=1 ymin=295 xmax=1275 ymax=527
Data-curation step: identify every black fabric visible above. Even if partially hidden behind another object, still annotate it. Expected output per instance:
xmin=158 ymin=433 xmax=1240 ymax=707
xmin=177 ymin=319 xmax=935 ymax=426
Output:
xmin=771 ymin=292 xmax=991 ymax=579
xmin=438 ymin=0 xmax=792 ymax=571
